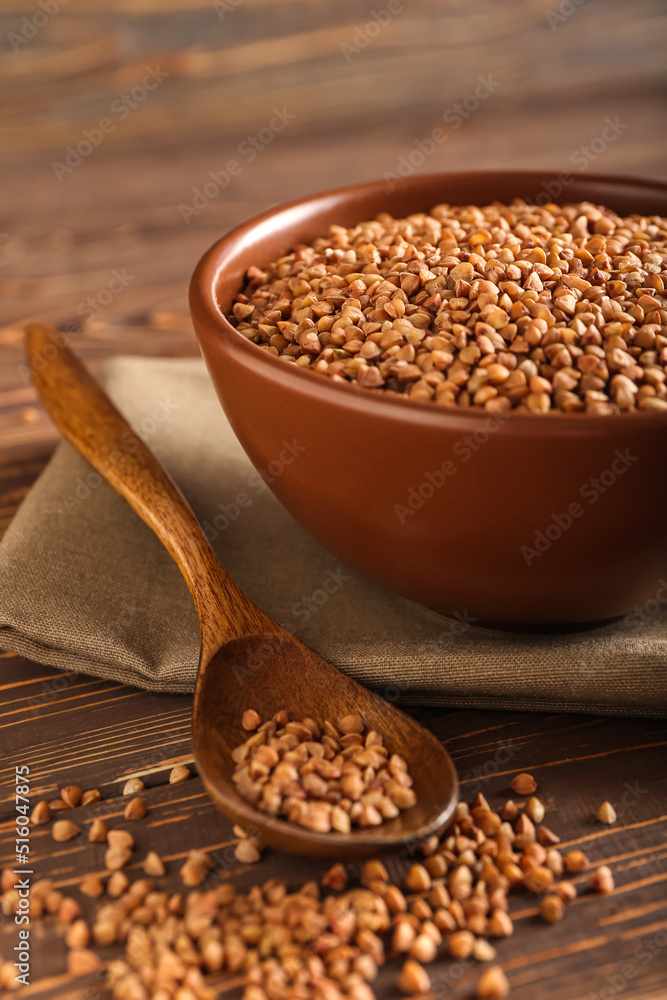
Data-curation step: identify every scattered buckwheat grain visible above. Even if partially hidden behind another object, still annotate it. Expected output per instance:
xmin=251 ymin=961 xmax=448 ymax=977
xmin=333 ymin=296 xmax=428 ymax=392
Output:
xmin=564 ymin=850 xmax=589 ymax=872
xmin=107 ymin=830 xmax=134 ymax=851
xmin=143 ymin=851 xmax=165 ymax=876
xmin=124 ymin=796 xmax=147 ymax=821
xmin=169 ymin=764 xmax=191 ymax=784
xmin=79 ymin=875 xmax=105 ymax=898
xmin=596 ymin=801 xmax=617 ymax=825
xmin=234 ymin=838 xmax=262 ymax=864
xmin=510 ymin=773 xmax=537 ymax=795
xmin=477 ymin=965 xmax=510 ymax=999
xmin=30 ymin=800 xmax=52 ymax=825
xmin=122 ymin=778 xmax=145 ymax=796
xmin=8 ymin=754 xmax=635 ymax=999
xmin=52 ymin=819 xmax=80 ymax=842
xmin=589 ymin=865 xmax=615 ymax=894
xmin=61 ymin=786 xmax=83 ymax=808
xmin=540 ymin=894 xmax=565 ymax=923
xmin=88 ymin=818 xmax=108 ymax=843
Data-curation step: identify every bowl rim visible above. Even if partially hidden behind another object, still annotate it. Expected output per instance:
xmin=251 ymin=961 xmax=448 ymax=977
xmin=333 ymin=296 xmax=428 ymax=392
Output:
xmin=190 ymin=168 xmax=667 ymax=427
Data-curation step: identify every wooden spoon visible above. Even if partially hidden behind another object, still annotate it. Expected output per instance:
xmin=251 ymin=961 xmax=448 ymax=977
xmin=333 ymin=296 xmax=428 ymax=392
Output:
xmin=27 ymin=324 xmax=458 ymax=858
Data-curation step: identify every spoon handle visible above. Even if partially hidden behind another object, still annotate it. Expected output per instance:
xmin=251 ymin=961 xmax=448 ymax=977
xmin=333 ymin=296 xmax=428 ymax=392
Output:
xmin=26 ymin=324 xmax=281 ymax=659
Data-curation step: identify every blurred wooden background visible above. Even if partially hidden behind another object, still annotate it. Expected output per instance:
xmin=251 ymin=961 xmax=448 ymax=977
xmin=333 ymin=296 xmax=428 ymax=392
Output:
xmin=0 ymin=0 xmax=666 ymax=448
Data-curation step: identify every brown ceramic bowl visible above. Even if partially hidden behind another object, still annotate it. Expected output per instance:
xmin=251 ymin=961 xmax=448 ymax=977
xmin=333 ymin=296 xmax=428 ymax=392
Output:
xmin=190 ymin=170 xmax=667 ymax=627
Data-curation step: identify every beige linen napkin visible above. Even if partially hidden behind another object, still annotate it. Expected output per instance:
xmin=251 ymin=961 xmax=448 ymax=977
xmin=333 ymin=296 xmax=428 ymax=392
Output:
xmin=1 ymin=356 xmax=665 ymax=716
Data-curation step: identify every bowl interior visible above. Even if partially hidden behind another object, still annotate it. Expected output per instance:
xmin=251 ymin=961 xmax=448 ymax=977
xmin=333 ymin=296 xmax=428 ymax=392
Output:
xmin=195 ymin=169 xmax=667 ymax=425
xmin=206 ymin=168 xmax=667 ymax=314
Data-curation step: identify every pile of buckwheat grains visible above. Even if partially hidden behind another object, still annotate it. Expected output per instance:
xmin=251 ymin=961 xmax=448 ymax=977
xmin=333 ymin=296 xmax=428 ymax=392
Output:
xmin=0 ymin=767 xmax=621 ymax=1000
xmin=231 ymin=710 xmax=417 ymax=833
xmin=226 ymin=200 xmax=667 ymax=414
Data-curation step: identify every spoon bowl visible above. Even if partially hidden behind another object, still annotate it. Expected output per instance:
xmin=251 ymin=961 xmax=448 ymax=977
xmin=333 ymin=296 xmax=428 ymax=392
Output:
xmin=194 ymin=633 xmax=458 ymax=857
xmin=27 ymin=323 xmax=458 ymax=858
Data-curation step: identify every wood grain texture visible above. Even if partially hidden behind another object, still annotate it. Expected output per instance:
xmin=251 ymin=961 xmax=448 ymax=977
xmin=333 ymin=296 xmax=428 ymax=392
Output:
xmin=1 ymin=0 xmax=666 ymax=994
xmin=0 ymin=653 xmax=666 ymax=999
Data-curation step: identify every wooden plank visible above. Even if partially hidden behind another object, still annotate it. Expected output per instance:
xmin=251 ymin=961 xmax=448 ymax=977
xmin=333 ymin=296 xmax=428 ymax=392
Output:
xmin=1 ymin=661 xmax=666 ymax=998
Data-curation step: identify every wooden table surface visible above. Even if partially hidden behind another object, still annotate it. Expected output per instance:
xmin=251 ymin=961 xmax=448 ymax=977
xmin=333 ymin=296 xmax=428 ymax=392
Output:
xmin=1 ymin=2 xmax=666 ymax=998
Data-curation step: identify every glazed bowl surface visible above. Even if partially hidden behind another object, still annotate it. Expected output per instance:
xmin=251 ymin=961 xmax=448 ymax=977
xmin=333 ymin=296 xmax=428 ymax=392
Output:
xmin=190 ymin=170 xmax=667 ymax=626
